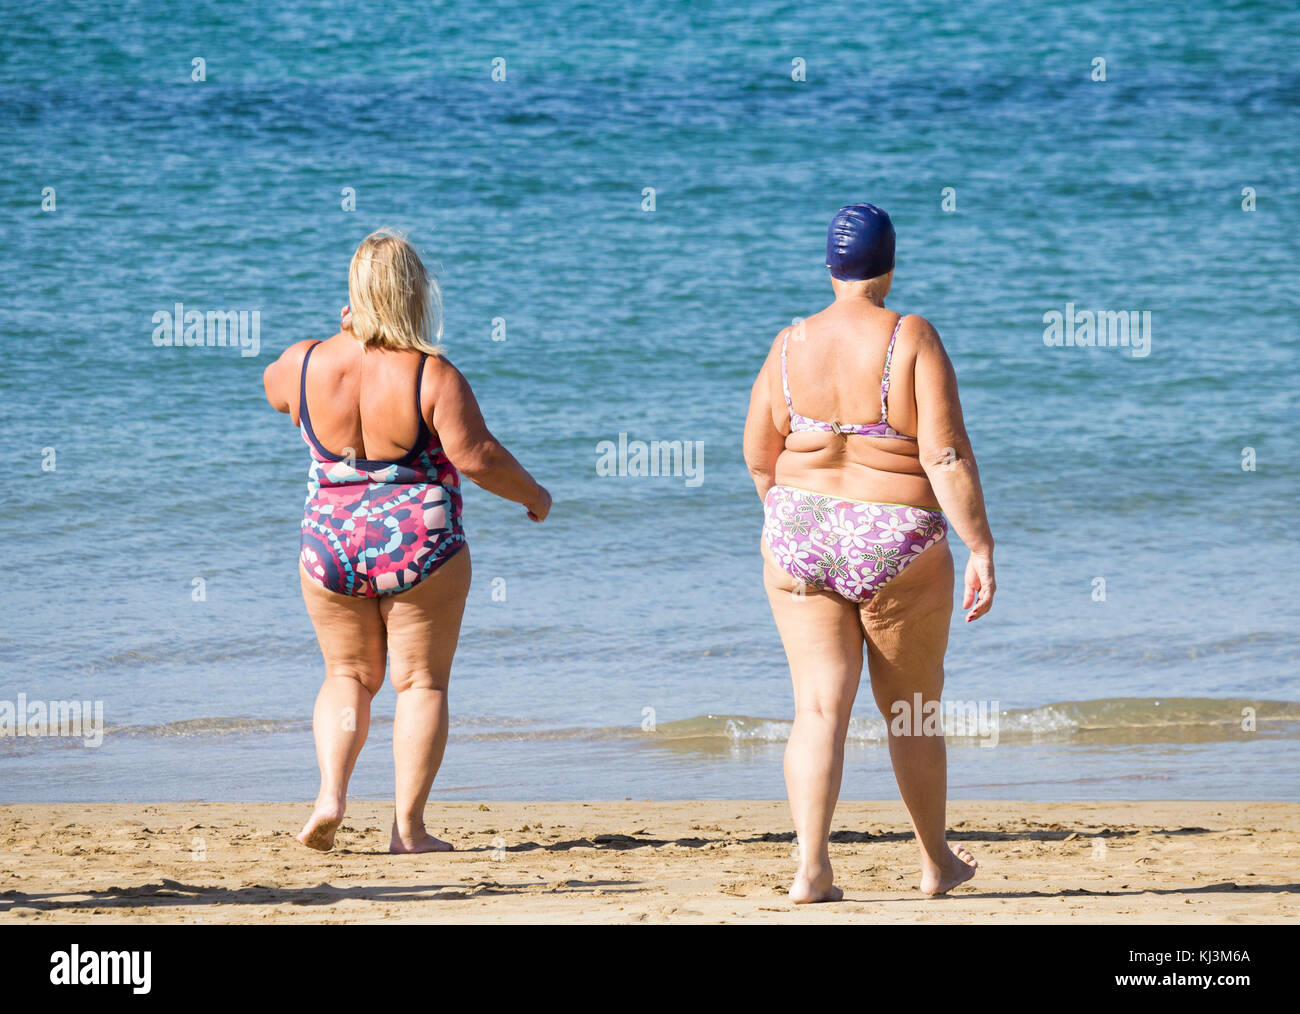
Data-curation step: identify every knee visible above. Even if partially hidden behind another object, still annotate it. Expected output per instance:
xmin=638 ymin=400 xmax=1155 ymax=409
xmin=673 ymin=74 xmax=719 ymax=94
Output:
xmin=324 ymin=664 xmax=384 ymax=697
xmin=793 ymin=701 xmax=854 ymax=737
xmin=390 ymin=668 xmax=448 ymax=694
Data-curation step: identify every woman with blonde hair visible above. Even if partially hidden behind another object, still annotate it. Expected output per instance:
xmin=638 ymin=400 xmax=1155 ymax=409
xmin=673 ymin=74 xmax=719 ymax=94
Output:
xmin=264 ymin=229 xmax=551 ymax=853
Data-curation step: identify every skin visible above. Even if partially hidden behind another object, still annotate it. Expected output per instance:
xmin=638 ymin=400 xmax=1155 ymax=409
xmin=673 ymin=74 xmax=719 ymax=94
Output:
xmin=743 ymin=271 xmax=994 ymax=902
xmin=265 ymin=306 xmax=551 ymax=853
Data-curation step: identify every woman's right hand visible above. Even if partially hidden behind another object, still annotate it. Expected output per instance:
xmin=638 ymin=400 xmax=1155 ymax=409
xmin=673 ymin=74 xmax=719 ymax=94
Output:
xmin=526 ymin=485 xmax=552 ymax=523
xmin=962 ymin=552 xmax=995 ymax=622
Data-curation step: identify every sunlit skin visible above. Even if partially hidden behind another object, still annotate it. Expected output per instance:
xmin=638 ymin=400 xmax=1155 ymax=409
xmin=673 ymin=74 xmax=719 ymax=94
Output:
xmin=744 ymin=271 xmax=995 ymax=902
xmin=264 ymin=307 xmax=550 ymax=853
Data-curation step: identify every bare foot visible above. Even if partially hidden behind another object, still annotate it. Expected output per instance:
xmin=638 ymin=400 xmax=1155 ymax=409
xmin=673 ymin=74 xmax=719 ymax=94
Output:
xmin=389 ymin=822 xmax=454 ymax=854
xmin=297 ymin=802 xmax=344 ymax=852
xmin=921 ymin=844 xmax=978 ymax=895
xmin=789 ymin=864 xmax=843 ymax=904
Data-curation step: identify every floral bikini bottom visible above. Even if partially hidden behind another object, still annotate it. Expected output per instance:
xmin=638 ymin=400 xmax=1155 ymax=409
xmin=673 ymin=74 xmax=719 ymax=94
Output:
xmin=762 ymin=485 xmax=948 ymax=602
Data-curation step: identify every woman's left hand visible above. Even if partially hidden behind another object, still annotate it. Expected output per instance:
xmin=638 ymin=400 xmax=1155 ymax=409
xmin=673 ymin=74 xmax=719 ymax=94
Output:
xmin=962 ymin=551 xmax=995 ymax=622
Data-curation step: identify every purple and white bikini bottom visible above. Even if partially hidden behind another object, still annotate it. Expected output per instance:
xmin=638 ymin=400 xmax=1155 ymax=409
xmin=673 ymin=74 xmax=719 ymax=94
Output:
xmin=762 ymin=484 xmax=948 ymax=603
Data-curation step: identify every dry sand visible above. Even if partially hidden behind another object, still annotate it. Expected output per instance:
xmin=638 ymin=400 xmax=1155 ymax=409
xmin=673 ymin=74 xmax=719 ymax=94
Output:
xmin=1 ymin=800 xmax=1295 ymax=924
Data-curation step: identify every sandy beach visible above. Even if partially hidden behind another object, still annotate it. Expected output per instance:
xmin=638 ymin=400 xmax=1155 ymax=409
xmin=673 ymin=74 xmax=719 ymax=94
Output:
xmin=1 ymin=800 xmax=1295 ymax=924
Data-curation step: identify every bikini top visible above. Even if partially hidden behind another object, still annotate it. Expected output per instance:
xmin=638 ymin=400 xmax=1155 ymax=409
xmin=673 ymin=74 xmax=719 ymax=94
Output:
xmin=780 ymin=314 xmax=915 ymax=441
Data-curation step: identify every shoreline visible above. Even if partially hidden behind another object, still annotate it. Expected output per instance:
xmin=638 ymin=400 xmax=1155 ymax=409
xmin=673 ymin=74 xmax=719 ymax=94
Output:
xmin=2 ymin=800 xmax=1296 ymax=924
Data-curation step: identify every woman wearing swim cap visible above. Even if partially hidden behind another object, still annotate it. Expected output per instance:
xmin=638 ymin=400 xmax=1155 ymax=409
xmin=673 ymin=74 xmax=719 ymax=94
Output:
xmin=744 ymin=203 xmax=995 ymax=902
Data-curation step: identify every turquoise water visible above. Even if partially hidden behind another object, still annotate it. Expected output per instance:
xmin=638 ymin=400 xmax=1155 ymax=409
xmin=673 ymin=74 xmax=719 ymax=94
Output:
xmin=2 ymin=0 xmax=1298 ymax=803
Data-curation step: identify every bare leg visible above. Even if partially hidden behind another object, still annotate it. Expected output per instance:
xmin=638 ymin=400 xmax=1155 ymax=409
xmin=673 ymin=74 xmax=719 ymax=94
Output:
xmin=297 ymin=564 xmax=387 ymax=851
xmin=379 ymin=546 xmax=471 ymax=854
xmin=763 ymin=547 xmax=864 ymax=903
xmin=861 ymin=539 xmax=977 ymax=894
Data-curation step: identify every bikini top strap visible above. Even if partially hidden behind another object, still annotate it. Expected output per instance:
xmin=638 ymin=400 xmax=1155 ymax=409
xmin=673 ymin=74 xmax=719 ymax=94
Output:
xmin=879 ymin=315 xmax=904 ymax=421
xmin=413 ymin=353 xmax=431 ymax=440
xmin=299 ymin=340 xmax=323 ymax=425
xmin=780 ymin=330 xmax=795 ymax=413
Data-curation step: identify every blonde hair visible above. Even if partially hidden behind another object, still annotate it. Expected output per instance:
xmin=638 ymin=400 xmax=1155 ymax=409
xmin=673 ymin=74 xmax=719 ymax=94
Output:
xmin=347 ymin=228 xmax=443 ymax=355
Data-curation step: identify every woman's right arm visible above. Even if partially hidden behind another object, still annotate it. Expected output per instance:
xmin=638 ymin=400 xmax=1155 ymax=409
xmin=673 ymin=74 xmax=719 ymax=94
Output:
xmin=262 ymin=339 xmax=317 ymax=417
xmin=428 ymin=360 xmax=551 ymax=522
xmin=911 ymin=316 xmax=995 ymax=622
xmin=742 ymin=330 xmax=789 ymax=501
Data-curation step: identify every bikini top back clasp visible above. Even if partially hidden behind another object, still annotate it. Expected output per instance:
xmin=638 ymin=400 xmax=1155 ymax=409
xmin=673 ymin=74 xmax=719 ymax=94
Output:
xmin=780 ymin=314 xmax=915 ymax=441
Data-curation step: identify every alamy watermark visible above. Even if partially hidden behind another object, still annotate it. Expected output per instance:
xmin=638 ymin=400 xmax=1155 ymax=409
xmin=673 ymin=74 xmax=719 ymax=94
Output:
xmin=0 ymin=694 xmax=104 ymax=747
xmin=50 ymin=946 xmax=150 ymax=994
xmin=151 ymin=303 xmax=261 ymax=357
xmin=596 ymin=433 xmax=704 ymax=487
xmin=890 ymin=694 xmax=999 ymax=747
xmin=1042 ymin=303 xmax=1151 ymax=358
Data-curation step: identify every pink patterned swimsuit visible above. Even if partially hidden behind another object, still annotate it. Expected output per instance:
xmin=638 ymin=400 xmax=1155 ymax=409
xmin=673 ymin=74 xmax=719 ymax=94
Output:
xmin=762 ymin=315 xmax=947 ymax=603
xmin=298 ymin=342 xmax=466 ymax=597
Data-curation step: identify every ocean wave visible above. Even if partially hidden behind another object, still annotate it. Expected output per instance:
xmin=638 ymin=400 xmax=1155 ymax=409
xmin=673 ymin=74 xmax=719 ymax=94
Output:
xmin=6 ymin=698 xmax=1293 ymax=751
xmin=648 ymin=698 xmax=1300 ymax=748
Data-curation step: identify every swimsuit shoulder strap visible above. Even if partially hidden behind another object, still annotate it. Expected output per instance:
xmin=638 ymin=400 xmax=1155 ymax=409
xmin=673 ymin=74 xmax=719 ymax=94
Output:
xmin=780 ymin=329 xmax=795 ymax=413
xmin=299 ymin=340 xmax=324 ymax=427
xmin=879 ymin=314 xmax=904 ymax=421
xmin=414 ymin=352 xmax=431 ymax=440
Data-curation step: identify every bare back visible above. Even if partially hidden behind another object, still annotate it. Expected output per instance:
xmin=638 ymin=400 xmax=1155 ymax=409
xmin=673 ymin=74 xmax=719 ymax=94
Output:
xmin=292 ymin=333 xmax=436 ymax=461
xmin=770 ymin=303 xmax=939 ymax=509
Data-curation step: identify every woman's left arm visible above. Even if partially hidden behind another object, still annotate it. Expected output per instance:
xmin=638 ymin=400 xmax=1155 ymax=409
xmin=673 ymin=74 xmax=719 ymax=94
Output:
xmin=742 ymin=330 xmax=788 ymax=500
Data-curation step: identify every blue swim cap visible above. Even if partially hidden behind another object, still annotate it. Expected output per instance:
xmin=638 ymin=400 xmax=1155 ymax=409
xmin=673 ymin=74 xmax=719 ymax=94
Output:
xmin=826 ymin=203 xmax=895 ymax=281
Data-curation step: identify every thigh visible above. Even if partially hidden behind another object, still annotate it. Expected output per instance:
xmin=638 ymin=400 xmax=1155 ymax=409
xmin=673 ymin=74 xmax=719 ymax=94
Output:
xmin=860 ymin=538 xmax=954 ymax=711
xmin=299 ymin=563 xmax=387 ymax=693
xmin=762 ymin=542 xmax=865 ymax=718
xmin=379 ymin=544 xmax=471 ymax=692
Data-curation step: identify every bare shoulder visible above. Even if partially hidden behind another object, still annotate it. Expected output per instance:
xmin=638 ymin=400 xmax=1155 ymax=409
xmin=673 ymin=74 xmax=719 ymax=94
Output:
xmin=755 ymin=325 xmax=792 ymax=389
xmin=898 ymin=312 xmax=941 ymax=343
xmin=279 ymin=337 xmax=321 ymax=366
xmin=421 ymin=353 xmax=474 ymax=418
xmin=767 ymin=320 xmax=803 ymax=364
xmin=423 ymin=352 xmax=467 ymax=391
xmin=898 ymin=313 xmax=948 ymax=361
